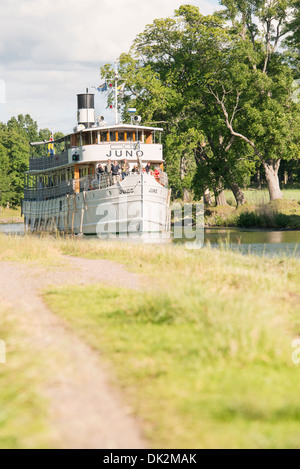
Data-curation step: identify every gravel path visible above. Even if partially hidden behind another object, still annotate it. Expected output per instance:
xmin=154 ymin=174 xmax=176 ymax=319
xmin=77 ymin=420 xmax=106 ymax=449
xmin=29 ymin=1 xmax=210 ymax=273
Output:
xmin=0 ymin=257 xmax=146 ymax=449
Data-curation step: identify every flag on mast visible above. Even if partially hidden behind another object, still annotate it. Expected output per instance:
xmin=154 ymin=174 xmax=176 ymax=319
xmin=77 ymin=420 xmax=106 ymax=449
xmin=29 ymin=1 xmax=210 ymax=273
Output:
xmin=47 ymin=131 xmax=54 ymax=157
xmin=97 ymin=82 xmax=108 ymax=92
xmin=117 ymin=82 xmax=125 ymax=95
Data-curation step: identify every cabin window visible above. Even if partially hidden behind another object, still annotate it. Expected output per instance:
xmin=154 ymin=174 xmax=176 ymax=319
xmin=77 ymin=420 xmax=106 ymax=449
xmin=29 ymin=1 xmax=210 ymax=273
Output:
xmin=92 ymin=131 xmax=98 ymax=144
xmin=79 ymin=167 xmax=89 ymax=178
xmin=110 ymin=131 xmax=116 ymax=142
xmin=66 ymin=168 xmax=74 ymax=180
xmin=82 ymin=132 xmax=90 ymax=146
xmin=71 ymin=134 xmax=80 ymax=147
xmin=100 ymin=131 xmax=108 ymax=142
xmin=134 ymin=131 xmax=143 ymax=142
xmin=118 ymin=132 xmax=125 ymax=141
xmin=126 ymin=132 xmax=134 ymax=142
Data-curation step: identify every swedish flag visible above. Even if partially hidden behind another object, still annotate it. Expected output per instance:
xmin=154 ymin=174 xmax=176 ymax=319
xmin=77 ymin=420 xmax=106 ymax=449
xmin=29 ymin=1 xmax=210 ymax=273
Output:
xmin=47 ymin=132 xmax=54 ymax=157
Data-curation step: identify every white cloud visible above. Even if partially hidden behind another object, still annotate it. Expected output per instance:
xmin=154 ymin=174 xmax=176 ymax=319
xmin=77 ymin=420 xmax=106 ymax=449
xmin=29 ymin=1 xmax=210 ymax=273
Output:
xmin=0 ymin=0 xmax=221 ymax=133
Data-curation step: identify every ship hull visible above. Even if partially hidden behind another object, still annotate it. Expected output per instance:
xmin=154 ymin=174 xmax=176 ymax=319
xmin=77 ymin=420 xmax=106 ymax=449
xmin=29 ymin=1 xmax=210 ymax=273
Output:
xmin=23 ymin=174 xmax=171 ymax=237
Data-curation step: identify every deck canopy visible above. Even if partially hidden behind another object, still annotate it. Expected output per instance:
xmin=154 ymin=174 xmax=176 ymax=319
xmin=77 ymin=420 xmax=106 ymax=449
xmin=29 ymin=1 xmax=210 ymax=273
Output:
xmin=28 ymin=123 xmax=164 ymax=171
xmin=30 ymin=124 xmax=163 ymax=148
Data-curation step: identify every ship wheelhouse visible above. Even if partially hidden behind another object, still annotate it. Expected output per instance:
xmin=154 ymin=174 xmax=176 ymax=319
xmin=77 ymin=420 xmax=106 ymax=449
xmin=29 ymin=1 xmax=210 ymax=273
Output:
xmin=25 ymin=124 xmax=167 ymax=203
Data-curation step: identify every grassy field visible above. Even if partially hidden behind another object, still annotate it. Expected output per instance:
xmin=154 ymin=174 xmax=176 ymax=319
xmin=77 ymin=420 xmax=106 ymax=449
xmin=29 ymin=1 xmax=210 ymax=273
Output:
xmin=205 ymin=196 xmax=300 ymax=229
xmin=0 ymin=207 xmax=22 ymax=223
xmin=224 ymin=188 xmax=300 ymax=206
xmin=0 ymin=233 xmax=65 ymax=265
xmin=1 ymin=234 xmax=300 ymax=447
xmin=42 ymin=237 xmax=300 ymax=448
xmin=0 ymin=306 xmax=49 ymax=449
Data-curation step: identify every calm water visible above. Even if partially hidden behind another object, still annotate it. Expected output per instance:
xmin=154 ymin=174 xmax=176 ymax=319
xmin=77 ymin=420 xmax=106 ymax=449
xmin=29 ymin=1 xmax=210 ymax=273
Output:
xmin=203 ymin=228 xmax=300 ymax=258
xmin=0 ymin=223 xmax=25 ymax=234
xmin=0 ymin=223 xmax=299 ymax=257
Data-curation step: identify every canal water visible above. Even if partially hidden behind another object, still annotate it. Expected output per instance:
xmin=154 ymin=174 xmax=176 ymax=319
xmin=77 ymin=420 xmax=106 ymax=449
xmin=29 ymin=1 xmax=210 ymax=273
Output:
xmin=202 ymin=228 xmax=300 ymax=258
xmin=0 ymin=223 xmax=25 ymax=235
xmin=0 ymin=223 xmax=299 ymax=258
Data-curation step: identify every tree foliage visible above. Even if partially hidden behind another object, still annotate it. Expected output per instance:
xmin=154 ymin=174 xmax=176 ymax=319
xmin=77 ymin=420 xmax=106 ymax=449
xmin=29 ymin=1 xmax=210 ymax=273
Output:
xmin=100 ymin=2 xmax=299 ymax=203
xmin=0 ymin=114 xmax=61 ymax=207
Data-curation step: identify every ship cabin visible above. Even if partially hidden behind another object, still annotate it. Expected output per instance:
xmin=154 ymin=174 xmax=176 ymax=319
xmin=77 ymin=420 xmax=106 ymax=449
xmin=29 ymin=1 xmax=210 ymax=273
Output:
xmin=25 ymin=124 xmax=167 ymax=202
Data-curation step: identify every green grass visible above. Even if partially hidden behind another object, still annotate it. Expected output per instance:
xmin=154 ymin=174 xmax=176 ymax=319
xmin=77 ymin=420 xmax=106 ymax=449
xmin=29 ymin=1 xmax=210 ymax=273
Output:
xmin=203 ymin=189 xmax=300 ymax=228
xmin=205 ymin=198 xmax=300 ymax=229
xmin=1 ymin=234 xmax=300 ymax=447
xmin=0 ymin=233 xmax=66 ymax=265
xmin=0 ymin=308 xmax=49 ymax=448
xmin=224 ymin=189 xmax=300 ymax=206
xmin=0 ymin=207 xmax=22 ymax=222
xmin=43 ymin=240 xmax=300 ymax=448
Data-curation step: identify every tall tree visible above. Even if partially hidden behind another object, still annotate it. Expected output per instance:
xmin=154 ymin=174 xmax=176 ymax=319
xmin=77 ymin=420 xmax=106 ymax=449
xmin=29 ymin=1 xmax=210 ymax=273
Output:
xmin=102 ymin=9 xmax=252 ymax=206
xmin=0 ymin=143 xmax=10 ymax=207
xmin=209 ymin=0 xmax=300 ymax=201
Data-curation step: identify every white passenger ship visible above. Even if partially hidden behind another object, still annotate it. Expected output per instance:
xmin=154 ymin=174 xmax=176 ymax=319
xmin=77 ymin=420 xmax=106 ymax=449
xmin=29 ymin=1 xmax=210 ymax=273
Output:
xmin=23 ymin=77 xmax=171 ymax=237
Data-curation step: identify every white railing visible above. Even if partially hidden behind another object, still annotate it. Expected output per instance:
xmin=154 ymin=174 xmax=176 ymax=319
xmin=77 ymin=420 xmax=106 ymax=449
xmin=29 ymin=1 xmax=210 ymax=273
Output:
xmin=24 ymin=171 xmax=168 ymax=201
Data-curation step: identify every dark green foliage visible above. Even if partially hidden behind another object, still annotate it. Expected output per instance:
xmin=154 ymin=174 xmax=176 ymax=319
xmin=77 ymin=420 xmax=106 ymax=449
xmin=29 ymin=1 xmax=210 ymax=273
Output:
xmin=0 ymin=144 xmax=10 ymax=206
xmin=0 ymin=114 xmax=63 ymax=207
xmin=101 ymin=2 xmax=299 ymax=203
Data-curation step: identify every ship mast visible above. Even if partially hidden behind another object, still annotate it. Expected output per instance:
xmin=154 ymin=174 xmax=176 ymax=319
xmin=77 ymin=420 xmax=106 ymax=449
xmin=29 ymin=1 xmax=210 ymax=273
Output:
xmin=114 ymin=61 xmax=119 ymax=125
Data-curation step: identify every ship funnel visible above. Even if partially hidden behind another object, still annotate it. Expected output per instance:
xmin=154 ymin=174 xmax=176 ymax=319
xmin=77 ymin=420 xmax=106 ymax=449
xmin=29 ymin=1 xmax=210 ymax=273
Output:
xmin=77 ymin=91 xmax=95 ymax=128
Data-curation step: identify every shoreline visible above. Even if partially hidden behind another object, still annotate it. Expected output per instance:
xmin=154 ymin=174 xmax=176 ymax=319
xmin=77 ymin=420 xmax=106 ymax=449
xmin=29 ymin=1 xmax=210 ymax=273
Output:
xmin=0 ymin=218 xmax=23 ymax=224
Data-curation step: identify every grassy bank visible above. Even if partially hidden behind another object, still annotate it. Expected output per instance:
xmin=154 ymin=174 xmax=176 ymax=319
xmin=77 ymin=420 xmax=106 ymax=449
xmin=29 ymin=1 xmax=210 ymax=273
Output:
xmin=205 ymin=200 xmax=300 ymax=229
xmin=203 ymin=189 xmax=300 ymax=229
xmin=42 ymin=237 xmax=300 ymax=448
xmin=1 ymin=235 xmax=300 ymax=447
xmin=224 ymin=189 xmax=300 ymax=206
xmin=0 ymin=307 xmax=49 ymax=449
xmin=0 ymin=207 xmax=22 ymax=224
xmin=0 ymin=233 xmax=65 ymax=265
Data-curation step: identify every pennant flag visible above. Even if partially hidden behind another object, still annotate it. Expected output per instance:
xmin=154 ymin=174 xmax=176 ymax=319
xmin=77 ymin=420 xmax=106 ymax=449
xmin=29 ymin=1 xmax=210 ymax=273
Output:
xmin=47 ymin=131 xmax=54 ymax=157
xmin=97 ymin=82 xmax=108 ymax=92
xmin=117 ymin=83 xmax=125 ymax=94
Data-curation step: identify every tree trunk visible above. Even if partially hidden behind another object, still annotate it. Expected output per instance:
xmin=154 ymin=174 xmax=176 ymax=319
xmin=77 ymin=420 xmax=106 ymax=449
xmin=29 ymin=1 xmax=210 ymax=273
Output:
xmin=230 ymin=182 xmax=246 ymax=207
xmin=203 ymin=188 xmax=212 ymax=205
xmin=183 ymin=188 xmax=192 ymax=203
xmin=263 ymin=160 xmax=282 ymax=201
xmin=215 ymin=190 xmax=227 ymax=206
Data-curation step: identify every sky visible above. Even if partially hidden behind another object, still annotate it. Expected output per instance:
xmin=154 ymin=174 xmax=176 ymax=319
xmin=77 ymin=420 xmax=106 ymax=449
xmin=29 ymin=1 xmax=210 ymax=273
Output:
xmin=0 ymin=0 xmax=221 ymax=135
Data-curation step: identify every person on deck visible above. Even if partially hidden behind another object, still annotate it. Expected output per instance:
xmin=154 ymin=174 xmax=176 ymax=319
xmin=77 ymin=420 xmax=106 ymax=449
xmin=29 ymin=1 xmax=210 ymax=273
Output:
xmin=96 ymin=164 xmax=105 ymax=179
xmin=121 ymin=159 xmax=130 ymax=180
xmin=154 ymin=167 xmax=160 ymax=179
xmin=111 ymin=161 xmax=120 ymax=185
xmin=105 ymin=159 xmax=112 ymax=184
xmin=145 ymin=162 xmax=152 ymax=173
xmin=105 ymin=159 xmax=112 ymax=174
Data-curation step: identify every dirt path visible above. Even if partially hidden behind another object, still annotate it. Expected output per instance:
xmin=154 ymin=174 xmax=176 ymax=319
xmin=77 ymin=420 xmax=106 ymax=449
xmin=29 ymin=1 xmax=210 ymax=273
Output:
xmin=0 ymin=257 xmax=146 ymax=449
